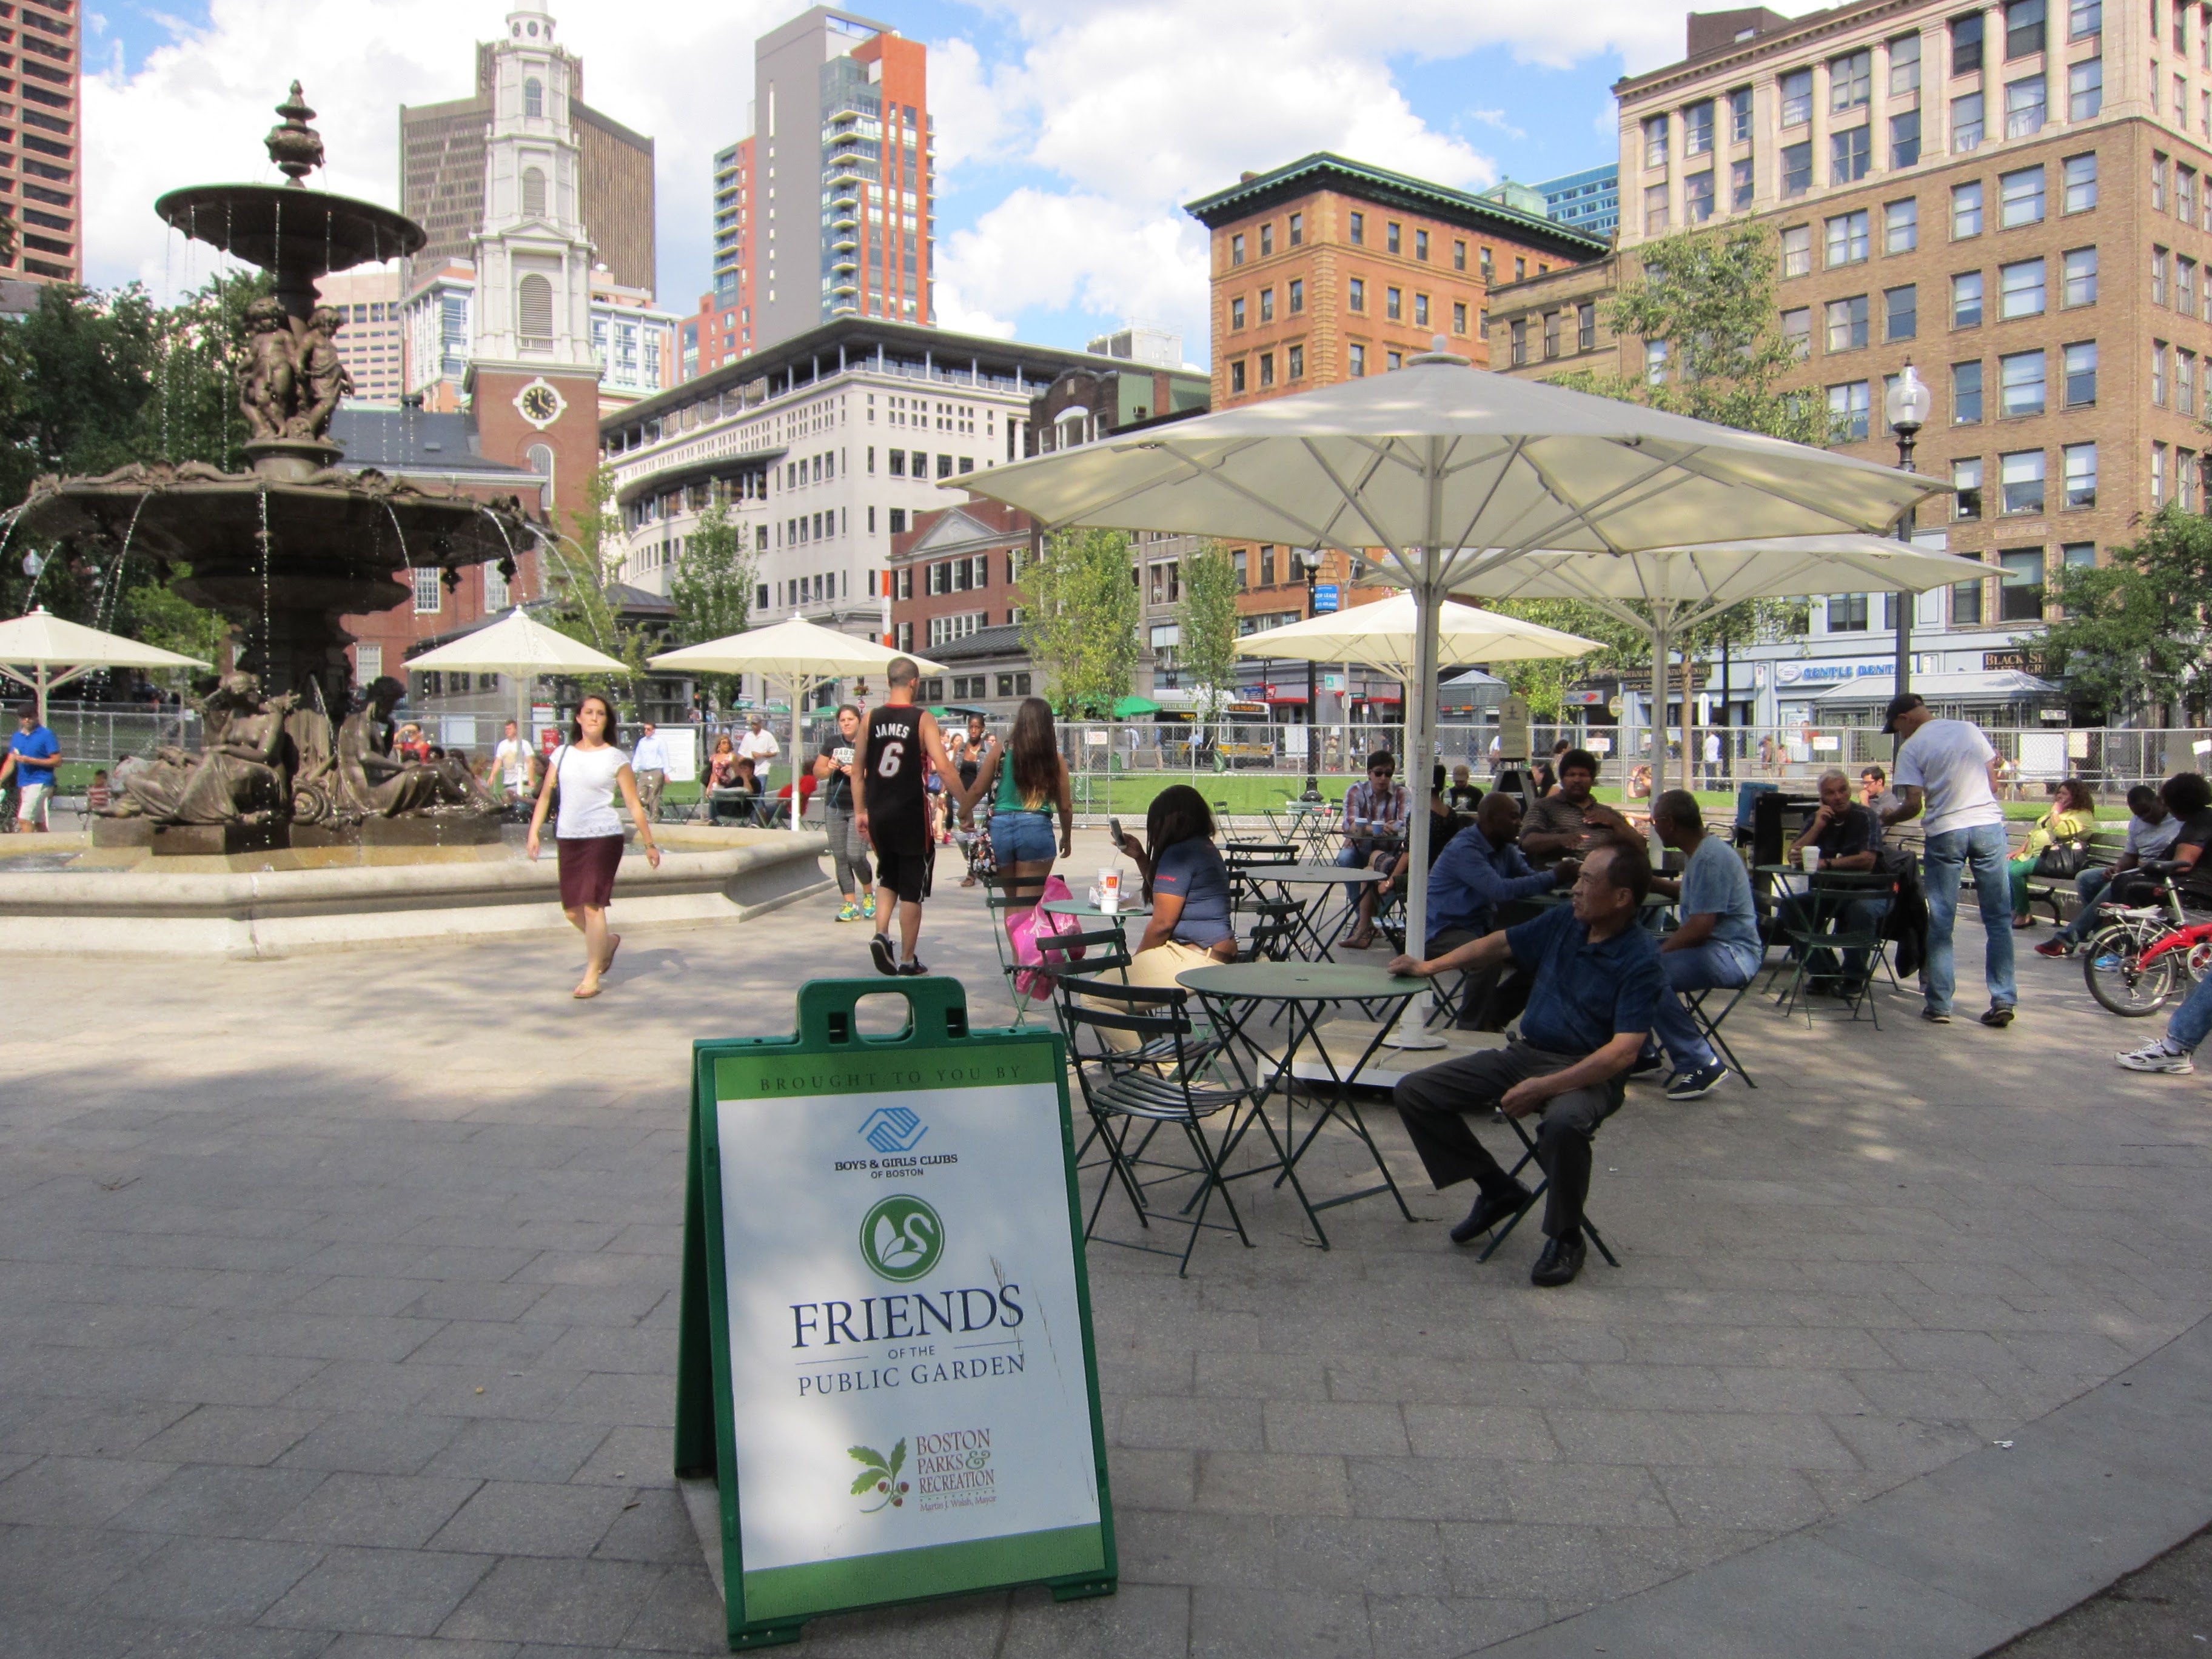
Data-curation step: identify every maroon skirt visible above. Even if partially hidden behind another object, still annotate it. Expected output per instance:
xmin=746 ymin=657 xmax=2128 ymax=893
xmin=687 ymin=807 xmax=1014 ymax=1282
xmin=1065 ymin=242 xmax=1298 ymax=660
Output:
xmin=557 ymin=833 xmax=625 ymax=910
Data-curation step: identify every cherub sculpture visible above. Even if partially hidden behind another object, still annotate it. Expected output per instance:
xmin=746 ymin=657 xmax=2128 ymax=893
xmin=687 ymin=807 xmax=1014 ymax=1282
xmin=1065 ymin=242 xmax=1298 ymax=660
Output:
xmin=240 ymin=297 xmax=298 ymax=441
xmin=288 ymin=304 xmax=353 ymax=441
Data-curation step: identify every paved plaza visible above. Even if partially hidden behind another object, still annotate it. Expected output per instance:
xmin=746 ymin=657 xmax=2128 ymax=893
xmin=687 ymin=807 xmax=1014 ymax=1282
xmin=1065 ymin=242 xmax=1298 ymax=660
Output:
xmin=2 ymin=829 xmax=2209 ymax=1657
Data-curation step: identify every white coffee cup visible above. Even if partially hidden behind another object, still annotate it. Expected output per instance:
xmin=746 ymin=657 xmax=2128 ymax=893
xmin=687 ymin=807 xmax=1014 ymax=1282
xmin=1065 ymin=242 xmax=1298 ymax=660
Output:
xmin=1098 ymin=869 xmax=1121 ymax=912
xmin=1800 ymin=846 xmax=1821 ymax=874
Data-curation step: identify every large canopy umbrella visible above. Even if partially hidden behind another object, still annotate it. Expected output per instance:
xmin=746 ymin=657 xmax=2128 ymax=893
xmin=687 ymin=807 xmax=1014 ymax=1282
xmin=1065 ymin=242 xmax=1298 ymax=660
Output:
xmin=1235 ymin=591 xmax=1599 ymax=674
xmin=1435 ymin=535 xmax=1996 ymax=788
xmin=956 ymin=341 xmax=1946 ymax=951
xmin=406 ymin=606 xmax=629 ymax=752
xmin=0 ymin=606 xmax=210 ymax=723
xmin=648 ymin=615 xmax=946 ymax=833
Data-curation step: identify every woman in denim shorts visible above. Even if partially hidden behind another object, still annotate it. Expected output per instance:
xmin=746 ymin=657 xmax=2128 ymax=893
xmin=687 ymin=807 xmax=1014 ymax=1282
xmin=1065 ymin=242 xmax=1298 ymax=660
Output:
xmin=967 ymin=697 xmax=1073 ymax=905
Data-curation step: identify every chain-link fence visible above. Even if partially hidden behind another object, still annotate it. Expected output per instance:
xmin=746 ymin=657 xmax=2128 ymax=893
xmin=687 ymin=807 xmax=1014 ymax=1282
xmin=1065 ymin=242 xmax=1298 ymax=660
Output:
xmin=33 ymin=703 xmax=204 ymax=768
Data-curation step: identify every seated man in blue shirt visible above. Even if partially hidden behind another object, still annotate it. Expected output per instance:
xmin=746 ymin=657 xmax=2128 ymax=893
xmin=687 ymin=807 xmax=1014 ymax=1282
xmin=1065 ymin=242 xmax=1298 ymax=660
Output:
xmin=1424 ymin=792 xmax=1570 ymax=1026
xmin=1389 ymin=838 xmax=1663 ymax=1288
xmin=1642 ymin=790 xmax=1765 ymax=1100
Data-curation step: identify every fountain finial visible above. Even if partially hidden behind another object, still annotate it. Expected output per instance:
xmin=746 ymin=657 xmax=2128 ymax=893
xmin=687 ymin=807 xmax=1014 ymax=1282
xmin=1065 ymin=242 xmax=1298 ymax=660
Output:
xmin=266 ymin=81 xmax=324 ymax=187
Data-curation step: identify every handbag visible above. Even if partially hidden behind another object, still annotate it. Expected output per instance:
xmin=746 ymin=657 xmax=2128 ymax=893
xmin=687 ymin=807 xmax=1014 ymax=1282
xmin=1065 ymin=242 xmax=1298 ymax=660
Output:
xmin=2034 ymin=840 xmax=2089 ymax=879
xmin=1006 ymin=873 xmax=1087 ymax=1000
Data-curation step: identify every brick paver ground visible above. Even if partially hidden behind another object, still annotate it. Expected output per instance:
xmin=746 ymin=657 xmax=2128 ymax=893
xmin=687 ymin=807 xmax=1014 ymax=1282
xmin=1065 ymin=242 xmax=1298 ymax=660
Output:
xmin=1 ymin=828 xmax=2207 ymax=1657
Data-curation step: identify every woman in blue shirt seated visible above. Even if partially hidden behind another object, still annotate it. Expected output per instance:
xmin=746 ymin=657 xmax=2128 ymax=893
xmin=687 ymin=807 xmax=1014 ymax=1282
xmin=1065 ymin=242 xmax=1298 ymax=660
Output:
xmin=1111 ymin=783 xmax=1237 ymax=993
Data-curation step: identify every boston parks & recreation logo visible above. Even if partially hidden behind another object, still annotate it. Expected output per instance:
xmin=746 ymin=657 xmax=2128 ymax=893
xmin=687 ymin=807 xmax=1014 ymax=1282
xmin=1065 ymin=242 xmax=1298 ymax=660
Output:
xmin=860 ymin=1195 xmax=943 ymax=1283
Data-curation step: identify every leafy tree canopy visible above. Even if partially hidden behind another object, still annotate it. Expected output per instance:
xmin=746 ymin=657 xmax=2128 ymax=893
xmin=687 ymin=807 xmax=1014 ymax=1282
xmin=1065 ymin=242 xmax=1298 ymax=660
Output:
xmin=1019 ymin=525 xmax=1140 ymax=719
xmin=2040 ymin=504 xmax=2212 ymax=722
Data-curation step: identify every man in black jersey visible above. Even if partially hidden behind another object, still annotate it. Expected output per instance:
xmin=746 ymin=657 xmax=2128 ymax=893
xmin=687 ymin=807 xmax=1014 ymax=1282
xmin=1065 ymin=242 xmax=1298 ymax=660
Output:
xmin=854 ymin=657 xmax=974 ymax=976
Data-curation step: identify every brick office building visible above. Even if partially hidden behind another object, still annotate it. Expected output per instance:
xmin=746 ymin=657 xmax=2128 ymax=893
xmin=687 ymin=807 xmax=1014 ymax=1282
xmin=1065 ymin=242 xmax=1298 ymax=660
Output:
xmin=886 ymin=501 xmax=1041 ymax=718
xmin=1184 ymin=153 xmax=1609 ymax=717
xmin=1491 ymin=0 xmax=2212 ymax=725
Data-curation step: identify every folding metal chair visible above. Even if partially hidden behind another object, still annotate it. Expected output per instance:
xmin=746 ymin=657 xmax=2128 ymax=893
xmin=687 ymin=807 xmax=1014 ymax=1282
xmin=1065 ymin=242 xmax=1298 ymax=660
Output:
xmin=1057 ymin=974 xmax=1260 ymax=1276
xmin=1769 ymin=871 xmax=1891 ymax=1027
xmin=1475 ymin=1106 xmax=1622 ymax=1269
xmin=1683 ymin=977 xmax=1761 ymax=1087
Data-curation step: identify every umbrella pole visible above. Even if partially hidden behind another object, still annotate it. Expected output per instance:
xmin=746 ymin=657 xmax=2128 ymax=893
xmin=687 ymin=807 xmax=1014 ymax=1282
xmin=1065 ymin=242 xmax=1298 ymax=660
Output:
xmin=791 ymin=675 xmax=808 ymax=834
xmin=1404 ymin=457 xmax=1445 ymax=965
xmin=1649 ymin=617 xmax=1671 ymax=802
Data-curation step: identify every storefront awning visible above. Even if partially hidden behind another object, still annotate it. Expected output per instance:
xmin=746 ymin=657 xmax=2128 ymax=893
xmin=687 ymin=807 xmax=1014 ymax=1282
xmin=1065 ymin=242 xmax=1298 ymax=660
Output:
xmin=1808 ymin=669 xmax=2059 ymax=703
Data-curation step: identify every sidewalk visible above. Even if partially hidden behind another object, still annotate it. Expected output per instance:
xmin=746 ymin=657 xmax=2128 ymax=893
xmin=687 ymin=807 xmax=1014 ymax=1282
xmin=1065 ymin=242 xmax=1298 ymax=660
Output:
xmin=0 ymin=836 xmax=2205 ymax=1655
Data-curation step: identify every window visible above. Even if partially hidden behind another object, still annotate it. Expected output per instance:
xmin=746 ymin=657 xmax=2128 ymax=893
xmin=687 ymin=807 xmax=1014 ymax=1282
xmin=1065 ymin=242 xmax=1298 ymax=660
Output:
xmin=2184 ymin=256 xmax=2200 ymax=315
xmin=2007 ymin=0 xmax=2048 ymax=55
xmin=2064 ymin=338 xmax=2099 ymax=403
xmin=1515 ymin=256 xmax=1526 ymax=278
xmin=2062 ymin=540 xmax=2096 ymax=567
xmin=1953 ymin=571 xmax=1986 ymax=625
xmin=1833 ymin=49 xmax=1873 ymax=110
xmin=1453 ymin=239 xmax=1467 ymax=270
xmin=2006 ymin=75 xmax=2048 ymax=135
xmin=1684 ymin=170 xmax=1716 ymax=221
xmin=1781 ymin=141 xmax=1814 ymax=195
xmin=1782 ymin=224 xmax=1812 ymax=276
xmin=1259 ymin=352 xmax=1275 ymax=387
xmin=1349 ymin=277 xmax=1366 ymax=312
xmin=1828 ymin=293 xmax=1871 ymax=350
xmin=2181 ymin=71 xmax=2193 ymax=122
xmin=1415 ymin=229 xmax=1430 ymax=261
xmin=2000 ymin=547 xmax=2047 ymax=619
xmin=1480 ymin=246 xmax=1493 ymax=281
xmin=2052 ymin=445 xmax=2093 ymax=516
xmin=1782 ymin=67 xmax=1814 ymax=126
xmin=2185 ymin=166 xmax=2202 ymax=224
xmin=1886 ymin=197 xmax=1920 ymax=252
xmin=1288 ymin=343 xmax=1305 ymax=380
xmin=1230 ymin=359 xmax=1246 ymax=394
xmin=1828 ymin=379 xmax=1872 ymax=439
xmin=2154 ymin=339 xmax=2171 ymax=404
xmin=1259 ymin=222 xmax=1275 ymax=256
xmin=2063 ymin=151 xmax=2099 ymax=210
xmin=2154 ymin=245 xmax=2172 ymax=304
xmin=2000 ymin=347 xmax=2048 ymax=414
xmin=1886 ymin=283 xmax=1920 ymax=340
xmin=2000 ymin=449 xmax=2048 ymax=515
xmin=521 ymin=166 xmax=546 ymax=216
xmin=1731 ymin=157 xmax=1755 ymax=209
xmin=1647 ymin=340 xmax=1671 ymax=384
xmin=2153 ymin=441 xmax=2170 ymax=504
xmin=1892 ymin=32 xmax=1925 ymax=94
xmin=1999 ymin=167 xmax=2047 ymax=229
xmin=1954 ymin=90 xmax=1986 ymax=149
xmin=1783 ymin=306 xmax=1813 ymax=360
xmin=2184 ymin=447 xmax=2202 ymax=512
xmin=1731 ymin=85 xmax=1755 ymax=142
xmin=1954 ymin=269 xmax=1985 ymax=326
xmin=1954 ymin=11 xmax=1985 ymax=74
xmin=2070 ymin=54 xmax=2104 ymax=116
xmin=410 ymin=567 xmax=441 ymax=614
xmin=1577 ymin=302 xmax=1596 ymax=350
xmin=888 ymin=447 xmax=907 ymax=477
xmin=1289 ymin=278 xmax=1304 ymax=313
xmin=1231 ymin=295 xmax=1246 ymax=330
xmin=1645 ymin=183 xmax=1671 ymax=233
xmin=1259 ymin=287 xmax=1275 ymax=324
xmin=1510 ymin=318 xmax=1529 ymax=366
xmin=1953 ymin=181 xmax=1984 ymax=238
xmin=1826 ymin=209 xmax=1871 ymax=264
xmin=1453 ymin=300 xmax=1468 ymax=335
xmin=1832 ymin=124 xmax=1873 ymax=183
xmin=1349 ymin=212 xmax=1365 ymax=246
xmin=2000 ymin=257 xmax=2048 ymax=316
xmin=2155 ymin=151 xmax=2171 ymax=209
xmin=1954 ymin=457 xmax=1985 ymax=518
xmin=516 ymin=274 xmax=553 ymax=342
xmin=2071 ymin=0 xmax=2102 ymax=36
xmin=1827 ymin=592 xmax=1871 ymax=631
xmin=1289 ymin=210 xmax=1304 ymax=246
xmin=2062 ymin=245 xmax=2098 ymax=304
xmin=523 ymin=76 xmax=544 ymax=118
xmin=1953 ymin=359 xmax=1990 ymax=424
xmin=1386 ymin=221 xmax=1402 ymax=254
xmin=1386 ymin=286 xmax=1403 ymax=321
xmin=1893 ymin=109 xmax=1923 ymax=167
xmin=1349 ymin=341 xmax=1367 ymax=377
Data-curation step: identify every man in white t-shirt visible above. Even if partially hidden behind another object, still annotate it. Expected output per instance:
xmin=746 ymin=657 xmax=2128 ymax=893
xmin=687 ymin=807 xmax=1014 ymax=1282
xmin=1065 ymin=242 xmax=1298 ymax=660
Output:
xmin=1879 ymin=692 xmax=2017 ymax=1028
xmin=737 ymin=714 xmax=779 ymax=773
xmin=492 ymin=720 xmax=534 ymax=805
xmin=632 ymin=722 xmax=668 ymax=820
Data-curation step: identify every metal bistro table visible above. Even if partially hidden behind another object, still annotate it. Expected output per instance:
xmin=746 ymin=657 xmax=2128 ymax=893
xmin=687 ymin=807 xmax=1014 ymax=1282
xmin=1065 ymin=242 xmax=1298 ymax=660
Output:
xmin=1176 ymin=962 xmax=1422 ymax=1248
xmin=1234 ymin=863 xmax=1392 ymax=960
xmin=1042 ymin=896 xmax=1153 ymax=932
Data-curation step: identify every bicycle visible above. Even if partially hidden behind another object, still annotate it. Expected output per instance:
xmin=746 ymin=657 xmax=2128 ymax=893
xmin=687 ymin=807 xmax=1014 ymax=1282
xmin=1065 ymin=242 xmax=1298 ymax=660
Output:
xmin=2080 ymin=868 xmax=2212 ymax=1017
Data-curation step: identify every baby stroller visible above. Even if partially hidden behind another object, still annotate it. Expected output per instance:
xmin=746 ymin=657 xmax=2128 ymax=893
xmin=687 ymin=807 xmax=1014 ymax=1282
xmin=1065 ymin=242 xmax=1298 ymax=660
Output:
xmin=956 ymin=805 xmax=997 ymax=886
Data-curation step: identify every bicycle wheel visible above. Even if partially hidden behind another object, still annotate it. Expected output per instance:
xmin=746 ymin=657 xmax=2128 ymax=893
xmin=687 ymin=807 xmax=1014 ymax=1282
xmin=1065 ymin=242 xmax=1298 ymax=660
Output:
xmin=2083 ymin=921 xmax=2180 ymax=1017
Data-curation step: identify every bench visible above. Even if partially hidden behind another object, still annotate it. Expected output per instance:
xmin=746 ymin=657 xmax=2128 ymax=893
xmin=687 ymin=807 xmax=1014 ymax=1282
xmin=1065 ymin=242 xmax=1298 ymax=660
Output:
xmin=2019 ymin=825 xmax=2130 ymax=925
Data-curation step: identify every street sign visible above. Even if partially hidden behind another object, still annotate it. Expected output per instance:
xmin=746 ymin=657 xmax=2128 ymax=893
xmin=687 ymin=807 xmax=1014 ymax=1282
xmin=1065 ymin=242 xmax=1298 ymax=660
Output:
xmin=1495 ymin=695 xmax=1530 ymax=761
xmin=675 ymin=979 xmax=1116 ymax=1648
xmin=1312 ymin=583 xmax=1340 ymax=612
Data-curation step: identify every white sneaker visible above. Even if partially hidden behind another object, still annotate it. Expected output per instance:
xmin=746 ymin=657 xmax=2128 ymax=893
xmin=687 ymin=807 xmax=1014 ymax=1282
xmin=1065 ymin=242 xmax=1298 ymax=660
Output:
xmin=2116 ymin=1041 xmax=2196 ymax=1074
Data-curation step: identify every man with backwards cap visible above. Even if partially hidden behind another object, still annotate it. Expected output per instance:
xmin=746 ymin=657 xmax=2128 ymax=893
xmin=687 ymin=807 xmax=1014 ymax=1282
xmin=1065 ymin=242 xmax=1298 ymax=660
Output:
xmin=1876 ymin=691 xmax=2016 ymax=1028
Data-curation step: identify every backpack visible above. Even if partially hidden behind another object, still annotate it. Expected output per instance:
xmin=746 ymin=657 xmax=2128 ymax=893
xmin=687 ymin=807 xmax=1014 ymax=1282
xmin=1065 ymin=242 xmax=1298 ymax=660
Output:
xmin=1006 ymin=874 xmax=1088 ymax=1000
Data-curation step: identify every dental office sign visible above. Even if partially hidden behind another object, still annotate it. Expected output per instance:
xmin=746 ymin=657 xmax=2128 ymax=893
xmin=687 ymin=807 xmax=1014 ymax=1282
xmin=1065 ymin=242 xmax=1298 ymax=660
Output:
xmin=1773 ymin=660 xmax=1893 ymax=686
xmin=674 ymin=978 xmax=1114 ymax=1648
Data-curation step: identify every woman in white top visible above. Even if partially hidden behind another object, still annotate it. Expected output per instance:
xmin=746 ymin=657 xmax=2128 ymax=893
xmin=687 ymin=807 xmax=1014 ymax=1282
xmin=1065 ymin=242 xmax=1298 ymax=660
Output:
xmin=526 ymin=692 xmax=662 ymax=999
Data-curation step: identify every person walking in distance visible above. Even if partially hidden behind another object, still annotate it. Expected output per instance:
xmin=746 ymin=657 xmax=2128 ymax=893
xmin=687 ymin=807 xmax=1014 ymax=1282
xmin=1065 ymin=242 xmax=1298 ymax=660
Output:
xmin=492 ymin=719 xmax=535 ymax=807
xmin=967 ymin=697 xmax=1074 ymax=907
xmin=1879 ymin=692 xmax=2016 ymax=1027
xmin=853 ymin=657 xmax=972 ymax=976
xmin=814 ymin=703 xmax=877 ymax=922
xmin=526 ymin=692 xmax=662 ymax=1000
xmin=631 ymin=721 xmax=668 ymax=822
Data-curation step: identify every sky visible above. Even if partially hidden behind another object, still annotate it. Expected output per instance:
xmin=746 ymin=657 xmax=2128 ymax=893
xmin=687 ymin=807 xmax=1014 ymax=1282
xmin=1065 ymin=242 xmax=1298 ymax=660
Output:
xmin=78 ymin=0 xmax=1771 ymax=364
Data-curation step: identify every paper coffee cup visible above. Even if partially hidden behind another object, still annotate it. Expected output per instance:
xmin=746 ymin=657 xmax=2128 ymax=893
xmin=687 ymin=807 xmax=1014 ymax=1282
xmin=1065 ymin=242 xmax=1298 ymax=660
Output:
xmin=1800 ymin=846 xmax=1821 ymax=873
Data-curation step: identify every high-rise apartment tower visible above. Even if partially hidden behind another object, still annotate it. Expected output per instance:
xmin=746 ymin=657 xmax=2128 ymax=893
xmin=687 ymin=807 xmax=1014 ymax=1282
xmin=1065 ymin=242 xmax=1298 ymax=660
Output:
xmin=5 ymin=0 xmax=81 ymax=284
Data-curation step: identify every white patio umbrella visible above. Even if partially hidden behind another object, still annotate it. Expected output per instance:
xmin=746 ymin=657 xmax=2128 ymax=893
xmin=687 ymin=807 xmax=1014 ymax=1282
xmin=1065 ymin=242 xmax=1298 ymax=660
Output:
xmin=405 ymin=606 xmax=629 ymax=754
xmin=1435 ymin=535 xmax=1997 ymax=790
xmin=956 ymin=340 xmax=1947 ymax=950
xmin=0 ymin=607 xmax=210 ymax=722
xmin=648 ymin=615 xmax=947 ymax=833
xmin=1235 ymin=591 xmax=1600 ymax=674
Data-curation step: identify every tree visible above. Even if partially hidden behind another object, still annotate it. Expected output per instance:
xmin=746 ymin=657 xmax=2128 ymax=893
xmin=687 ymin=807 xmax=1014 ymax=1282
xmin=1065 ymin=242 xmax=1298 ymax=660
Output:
xmin=541 ymin=463 xmax=649 ymax=702
xmin=1175 ymin=540 xmax=1240 ymax=719
xmin=2040 ymin=506 xmax=2212 ymax=723
xmin=669 ymin=493 xmax=754 ymax=714
xmin=1018 ymin=525 xmax=1140 ymax=719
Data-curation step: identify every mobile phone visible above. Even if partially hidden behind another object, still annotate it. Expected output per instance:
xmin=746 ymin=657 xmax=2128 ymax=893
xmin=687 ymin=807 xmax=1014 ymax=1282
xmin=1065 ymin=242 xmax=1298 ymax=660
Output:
xmin=1109 ymin=816 xmax=1124 ymax=848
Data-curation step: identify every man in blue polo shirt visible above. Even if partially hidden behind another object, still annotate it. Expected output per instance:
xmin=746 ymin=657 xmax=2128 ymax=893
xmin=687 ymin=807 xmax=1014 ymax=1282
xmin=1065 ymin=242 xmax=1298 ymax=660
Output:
xmin=1 ymin=703 xmax=61 ymax=832
xmin=1389 ymin=839 xmax=1663 ymax=1287
xmin=1423 ymin=791 xmax=1572 ymax=1028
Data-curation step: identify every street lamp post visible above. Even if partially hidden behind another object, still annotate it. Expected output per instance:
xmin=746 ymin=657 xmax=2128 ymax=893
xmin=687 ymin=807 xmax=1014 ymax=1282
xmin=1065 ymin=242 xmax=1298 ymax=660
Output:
xmin=1884 ymin=364 xmax=1933 ymax=708
xmin=1296 ymin=547 xmax=1324 ymax=796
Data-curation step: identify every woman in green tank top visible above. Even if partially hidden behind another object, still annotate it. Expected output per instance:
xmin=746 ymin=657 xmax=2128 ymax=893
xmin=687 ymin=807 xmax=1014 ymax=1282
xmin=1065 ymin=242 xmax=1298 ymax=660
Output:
xmin=968 ymin=697 xmax=1074 ymax=903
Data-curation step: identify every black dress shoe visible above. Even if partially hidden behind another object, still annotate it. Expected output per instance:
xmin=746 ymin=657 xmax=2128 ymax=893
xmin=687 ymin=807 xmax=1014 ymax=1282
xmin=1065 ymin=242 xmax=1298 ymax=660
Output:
xmin=1530 ymin=1234 xmax=1587 ymax=1287
xmin=1449 ymin=1184 xmax=1533 ymax=1245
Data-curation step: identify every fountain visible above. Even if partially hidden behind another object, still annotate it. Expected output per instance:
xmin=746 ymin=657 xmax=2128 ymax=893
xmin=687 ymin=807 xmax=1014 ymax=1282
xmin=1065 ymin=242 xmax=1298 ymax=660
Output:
xmin=0 ymin=84 xmax=830 ymax=950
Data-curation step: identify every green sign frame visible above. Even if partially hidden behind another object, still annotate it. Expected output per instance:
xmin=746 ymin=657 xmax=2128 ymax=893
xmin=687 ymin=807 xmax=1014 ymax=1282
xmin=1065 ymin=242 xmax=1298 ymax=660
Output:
xmin=674 ymin=976 xmax=1117 ymax=1649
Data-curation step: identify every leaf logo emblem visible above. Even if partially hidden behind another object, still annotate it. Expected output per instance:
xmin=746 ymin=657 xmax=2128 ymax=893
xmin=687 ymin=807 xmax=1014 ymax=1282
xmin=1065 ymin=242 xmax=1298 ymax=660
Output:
xmin=858 ymin=1195 xmax=944 ymax=1283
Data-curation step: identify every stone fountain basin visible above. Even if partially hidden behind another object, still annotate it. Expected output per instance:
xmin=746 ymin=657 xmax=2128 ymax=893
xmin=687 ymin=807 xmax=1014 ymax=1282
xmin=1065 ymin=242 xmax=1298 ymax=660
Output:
xmin=0 ymin=827 xmax=831 ymax=959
